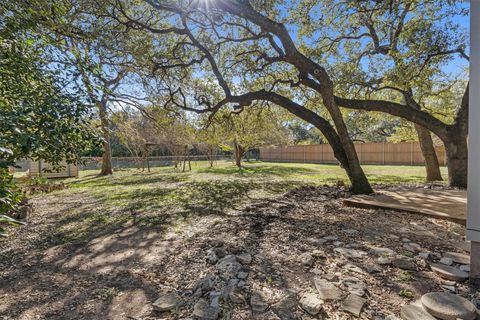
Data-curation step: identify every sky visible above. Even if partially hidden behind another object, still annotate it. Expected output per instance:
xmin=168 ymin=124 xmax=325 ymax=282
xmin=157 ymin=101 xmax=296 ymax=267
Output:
xmin=279 ymin=1 xmax=470 ymax=80
xmin=444 ymin=3 xmax=470 ymax=76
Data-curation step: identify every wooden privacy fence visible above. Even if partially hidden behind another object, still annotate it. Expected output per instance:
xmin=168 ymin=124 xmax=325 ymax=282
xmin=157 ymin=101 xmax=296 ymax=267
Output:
xmin=259 ymin=142 xmax=446 ymax=166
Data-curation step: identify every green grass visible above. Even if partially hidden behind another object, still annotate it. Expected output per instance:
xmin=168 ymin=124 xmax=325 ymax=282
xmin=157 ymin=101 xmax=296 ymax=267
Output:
xmin=194 ymin=160 xmax=447 ymax=184
xmin=26 ymin=160 xmax=446 ymax=244
xmin=65 ymin=160 xmax=446 ymax=209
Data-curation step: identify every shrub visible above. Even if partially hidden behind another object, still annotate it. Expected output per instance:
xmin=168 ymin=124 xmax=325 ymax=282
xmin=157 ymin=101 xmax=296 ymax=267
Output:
xmin=0 ymin=169 xmax=24 ymax=236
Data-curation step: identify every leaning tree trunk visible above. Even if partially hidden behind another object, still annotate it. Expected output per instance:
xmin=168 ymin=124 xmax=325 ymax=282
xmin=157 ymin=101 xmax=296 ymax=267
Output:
xmin=405 ymin=96 xmax=443 ymax=181
xmin=233 ymin=140 xmax=245 ymax=168
xmin=320 ymin=93 xmax=373 ymax=194
xmin=414 ymin=125 xmax=443 ymax=181
xmin=444 ymin=134 xmax=468 ymax=188
xmin=98 ymin=101 xmax=113 ymax=176
xmin=443 ymin=85 xmax=469 ymax=189
xmin=208 ymin=147 xmax=214 ymax=167
xmin=296 ymin=63 xmax=373 ymax=194
xmin=266 ymin=91 xmax=372 ymax=194
xmin=337 ymin=135 xmax=372 ymax=194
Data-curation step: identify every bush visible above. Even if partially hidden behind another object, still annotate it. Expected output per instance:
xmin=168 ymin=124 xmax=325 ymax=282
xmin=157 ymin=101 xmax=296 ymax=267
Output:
xmin=0 ymin=169 xmax=24 ymax=236
xmin=0 ymin=169 xmax=21 ymax=213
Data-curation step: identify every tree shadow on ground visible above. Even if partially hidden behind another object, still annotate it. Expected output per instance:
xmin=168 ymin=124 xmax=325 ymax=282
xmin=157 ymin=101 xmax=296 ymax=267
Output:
xmin=70 ymin=172 xmax=187 ymax=188
xmin=87 ymin=179 xmax=302 ymax=217
xmin=0 ymin=185 xmax=462 ymax=319
xmin=226 ymin=188 xmax=459 ymax=318
xmin=366 ymin=174 xmax=430 ymax=184
xmin=197 ymin=164 xmax=317 ymax=177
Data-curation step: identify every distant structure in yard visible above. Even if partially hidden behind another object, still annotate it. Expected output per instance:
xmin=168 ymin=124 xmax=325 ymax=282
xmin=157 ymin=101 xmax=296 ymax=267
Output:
xmin=27 ymin=160 xmax=78 ymax=178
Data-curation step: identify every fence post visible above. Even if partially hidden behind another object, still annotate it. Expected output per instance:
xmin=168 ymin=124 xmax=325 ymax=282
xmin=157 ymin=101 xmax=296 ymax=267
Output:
xmin=382 ymin=142 xmax=385 ymax=165
xmin=358 ymin=143 xmax=362 ymax=164
xmin=410 ymin=142 xmax=414 ymax=166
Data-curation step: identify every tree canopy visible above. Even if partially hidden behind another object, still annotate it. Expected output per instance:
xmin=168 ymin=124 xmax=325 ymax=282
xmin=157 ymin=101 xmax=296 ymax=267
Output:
xmin=0 ymin=0 xmax=471 ymax=193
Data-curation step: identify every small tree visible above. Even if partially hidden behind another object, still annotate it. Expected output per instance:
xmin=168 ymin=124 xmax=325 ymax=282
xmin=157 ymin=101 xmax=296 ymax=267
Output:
xmin=112 ymin=111 xmax=146 ymax=168
xmin=196 ymin=116 xmax=225 ymax=167
xmin=215 ymin=106 xmax=291 ymax=168
xmin=112 ymin=107 xmax=196 ymax=171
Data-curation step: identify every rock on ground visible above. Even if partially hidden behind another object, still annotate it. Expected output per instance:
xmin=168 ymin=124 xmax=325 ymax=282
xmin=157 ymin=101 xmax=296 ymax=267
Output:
xmin=429 ymin=263 xmax=469 ymax=281
xmin=377 ymin=256 xmax=392 ymax=265
xmin=152 ymin=292 xmax=181 ymax=311
xmin=392 ymin=256 xmax=417 ymax=271
xmin=272 ymin=292 xmax=297 ymax=319
xmin=421 ymin=292 xmax=477 ymax=320
xmin=314 ymin=278 xmax=343 ymax=301
xmin=299 ymin=292 xmax=323 ymax=315
xmin=299 ymin=252 xmax=315 ymax=267
xmin=370 ymin=247 xmax=395 ymax=257
xmin=442 ymin=252 xmax=470 ymax=265
xmin=228 ymin=287 xmax=246 ymax=305
xmin=193 ymin=298 xmax=219 ymax=320
xmin=439 ymin=257 xmax=453 ymax=266
xmin=206 ymin=249 xmax=218 ymax=264
xmin=250 ymin=292 xmax=268 ymax=313
xmin=341 ymin=277 xmax=366 ymax=297
xmin=341 ymin=293 xmax=366 ymax=317
xmin=333 ymin=247 xmax=367 ymax=259
xmin=236 ymin=253 xmax=252 ymax=265
xmin=400 ymin=304 xmax=436 ymax=320
xmin=215 ymin=255 xmax=242 ymax=280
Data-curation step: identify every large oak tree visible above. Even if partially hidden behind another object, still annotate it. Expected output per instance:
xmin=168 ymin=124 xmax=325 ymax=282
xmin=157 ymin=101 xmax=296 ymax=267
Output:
xmin=107 ymin=0 xmax=469 ymax=189
xmin=102 ymin=0 xmax=374 ymax=193
xmin=302 ymin=0 xmax=468 ymax=184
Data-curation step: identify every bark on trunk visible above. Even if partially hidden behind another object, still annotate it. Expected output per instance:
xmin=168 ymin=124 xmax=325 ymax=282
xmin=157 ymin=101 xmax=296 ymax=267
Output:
xmin=98 ymin=101 xmax=113 ymax=176
xmin=320 ymin=93 xmax=373 ymax=194
xmin=414 ymin=125 xmax=443 ymax=181
xmin=445 ymin=135 xmax=468 ymax=188
xmin=404 ymin=95 xmax=443 ymax=181
xmin=336 ymin=134 xmax=372 ymax=194
xmin=233 ymin=140 xmax=245 ymax=168
xmin=189 ymin=2 xmax=373 ymax=194
xmin=207 ymin=146 xmax=214 ymax=167
xmin=257 ymin=91 xmax=372 ymax=194
xmin=334 ymin=84 xmax=469 ymax=188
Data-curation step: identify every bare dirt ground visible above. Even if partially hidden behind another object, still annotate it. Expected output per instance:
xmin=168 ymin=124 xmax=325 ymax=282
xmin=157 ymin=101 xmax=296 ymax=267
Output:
xmin=0 ymin=184 xmax=476 ymax=320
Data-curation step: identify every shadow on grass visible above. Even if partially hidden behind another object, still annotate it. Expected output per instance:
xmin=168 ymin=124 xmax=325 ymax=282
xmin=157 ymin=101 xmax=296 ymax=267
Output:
xmin=70 ymin=172 xmax=187 ymax=188
xmin=312 ymin=175 xmax=430 ymax=185
xmin=51 ymin=179 xmax=304 ymax=245
xmin=172 ymin=180 xmax=300 ymax=215
xmin=366 ymin=174 xmax=429 ymax=185
xmin=197 ymin=164 xmax=317 ymax=177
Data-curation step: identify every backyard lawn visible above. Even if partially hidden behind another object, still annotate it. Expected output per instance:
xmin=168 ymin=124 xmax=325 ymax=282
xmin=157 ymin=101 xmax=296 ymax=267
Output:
xmin=49 ymin=160 xmax=447 ymax=243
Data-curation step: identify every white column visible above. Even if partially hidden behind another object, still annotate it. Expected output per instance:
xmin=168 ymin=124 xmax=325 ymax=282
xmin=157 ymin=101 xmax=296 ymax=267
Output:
xmin=467 ymin=0 xmax=480 ymax=279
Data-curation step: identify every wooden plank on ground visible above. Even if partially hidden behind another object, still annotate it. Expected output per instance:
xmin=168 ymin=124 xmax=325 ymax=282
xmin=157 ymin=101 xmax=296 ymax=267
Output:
xmin=344 ymin=188 xmax=467 ymax=224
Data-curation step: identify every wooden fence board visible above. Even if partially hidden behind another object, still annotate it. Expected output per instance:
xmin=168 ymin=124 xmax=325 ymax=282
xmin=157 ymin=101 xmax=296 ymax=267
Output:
xmin=259 ymin=142 xmax=445 ymax=166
